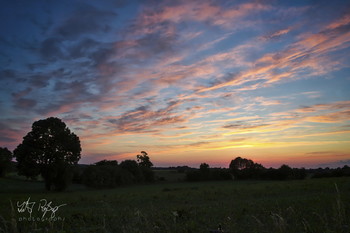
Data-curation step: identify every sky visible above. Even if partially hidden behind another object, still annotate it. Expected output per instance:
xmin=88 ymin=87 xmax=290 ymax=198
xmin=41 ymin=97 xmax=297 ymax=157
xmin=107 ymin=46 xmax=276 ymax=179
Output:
xmin=0 ymin=0 xmax=350 ymax=168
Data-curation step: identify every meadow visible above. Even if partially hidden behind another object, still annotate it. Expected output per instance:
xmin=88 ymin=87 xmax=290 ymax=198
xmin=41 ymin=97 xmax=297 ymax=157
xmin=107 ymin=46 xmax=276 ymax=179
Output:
xmin=0 ymin=175 xmax=349 ymax=233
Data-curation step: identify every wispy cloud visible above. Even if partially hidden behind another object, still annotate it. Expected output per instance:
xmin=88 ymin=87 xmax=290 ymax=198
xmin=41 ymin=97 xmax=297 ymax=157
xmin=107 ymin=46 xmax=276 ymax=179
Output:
xmin=135 ymin=1 xmax=270 ymax=31
xmin=106 ymin=101 xmax=186 ymax=133
xmin=196 ymin=12 xmax=350 ymax=93
xmin=261 ymin=27 xmax=292 ymax=41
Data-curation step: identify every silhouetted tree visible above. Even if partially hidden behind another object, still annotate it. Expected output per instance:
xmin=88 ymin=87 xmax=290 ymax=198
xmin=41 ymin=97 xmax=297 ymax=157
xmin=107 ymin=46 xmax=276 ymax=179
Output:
xmin=120 ymin=159 xmax=144 ymax=182
xmin=0 ymin=147 xmax=12 ymax=177
xmin=136 ymin=151 xmax=154 ymax=182
xmin=200 ymin=163 xmax=209 ymax=171
xmin=278 ymin=164 xmax=293 ymax=180
xmin=229 ymin=157 xmax=265 ymax=179
xmin=14 ymin=117 xmax=81 ymax=191
xmin=136 ymin=151 xmax=153 ymax=168
xmin=95 ymin=159 xmax=118 ymax=166
xmin=229 ymin=157 xmax=254 ymax=171
xmin=342 ymin=165 xmax=350 ymax=176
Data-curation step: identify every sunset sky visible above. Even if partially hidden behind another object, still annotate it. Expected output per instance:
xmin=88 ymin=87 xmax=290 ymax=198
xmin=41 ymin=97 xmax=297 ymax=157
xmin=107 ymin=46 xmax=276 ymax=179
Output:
xmin=1 ymin=0 xmax=350 ymax=168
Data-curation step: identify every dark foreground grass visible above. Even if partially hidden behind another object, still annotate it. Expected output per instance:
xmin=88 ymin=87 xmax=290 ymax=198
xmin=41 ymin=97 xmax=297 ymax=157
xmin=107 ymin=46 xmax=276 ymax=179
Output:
xmin=0 ymin=177 xmax=349 ymax=233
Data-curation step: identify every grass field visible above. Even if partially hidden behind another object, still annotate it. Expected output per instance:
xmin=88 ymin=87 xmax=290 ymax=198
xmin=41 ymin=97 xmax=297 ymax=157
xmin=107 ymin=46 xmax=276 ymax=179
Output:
xmin=0 ymin=176 xmax=349 ymax=233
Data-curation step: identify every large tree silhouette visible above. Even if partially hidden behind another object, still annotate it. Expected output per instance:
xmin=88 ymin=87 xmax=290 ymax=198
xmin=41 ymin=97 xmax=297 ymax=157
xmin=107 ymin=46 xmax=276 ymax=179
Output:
xmin=229 ymin=157 xmax=254 ymax=170
xmin=229 ymin=157 xmax=265 ymax=179
xmin=136 ymin=151 xmax=154 ymax=182
xmin=136 ymin=151 xmax=153 ymax=168
xmin=14 ymin=117 xmax=81 ymax=191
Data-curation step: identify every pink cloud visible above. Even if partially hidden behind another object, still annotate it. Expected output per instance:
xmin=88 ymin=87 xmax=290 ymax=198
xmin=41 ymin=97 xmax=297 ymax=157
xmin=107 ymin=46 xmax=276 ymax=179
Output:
xmin=135 ymin=1 xmax=271 ymax=34
xmin=306 ymin=110 xmax=350 ymax=123
xmin=267 ymin=101 xmax=350 ymax=131
xmin=254 ymin=97 xmax=282 ymax=106
xmin=196 ymin=12 xmax=350 ymax=93
xmin=325 ymin=13 xmax=350 ymax=30
xmin=213 ymin=3 xmax=270 ymax=27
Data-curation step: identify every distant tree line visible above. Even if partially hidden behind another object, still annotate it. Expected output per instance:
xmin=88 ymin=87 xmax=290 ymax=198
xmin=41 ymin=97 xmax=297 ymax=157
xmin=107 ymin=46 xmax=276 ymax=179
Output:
xmin=310 ymin=166 xmax=350 ymax=178
xmin=186 ymin=163 xmax=232 ymax=181
xmin=185 ymin=157 xmax=350 ymax=182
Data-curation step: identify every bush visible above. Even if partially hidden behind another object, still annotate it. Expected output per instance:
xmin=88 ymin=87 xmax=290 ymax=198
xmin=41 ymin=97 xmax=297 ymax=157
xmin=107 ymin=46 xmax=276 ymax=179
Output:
xmin=120 ymin=160 xmax=144 ymax=183
xmin=140 ymin=167 xmax=155 ymax=182
xmin=82 ymin=164 xmax=136 ymax=188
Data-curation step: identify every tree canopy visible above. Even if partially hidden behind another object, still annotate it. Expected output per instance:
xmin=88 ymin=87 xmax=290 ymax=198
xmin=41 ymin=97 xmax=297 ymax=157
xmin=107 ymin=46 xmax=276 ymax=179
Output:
xmin=136 ymin=151 xmax=153 ymax=168
xmin=14 ymin=117 xmax=81 ymax=191
xmin=95 ymin=159 xmax=118 ymax=166
xmin=229 ymin=157 xmax=265 ymax=179
xmin=229 ymin=157 xmax=255 ymax=170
